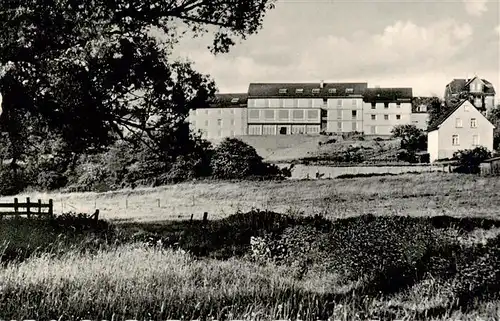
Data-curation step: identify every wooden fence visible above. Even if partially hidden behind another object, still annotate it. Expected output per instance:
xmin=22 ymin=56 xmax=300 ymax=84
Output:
xmin=0 ymin=198 xmax=53 ymax=218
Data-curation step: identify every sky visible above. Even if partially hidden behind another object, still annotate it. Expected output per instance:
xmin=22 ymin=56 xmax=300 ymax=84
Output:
xmin=172 ymin=0 xmax=500 ymax=99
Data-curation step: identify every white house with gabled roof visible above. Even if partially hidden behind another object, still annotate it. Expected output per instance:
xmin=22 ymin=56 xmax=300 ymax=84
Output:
xmin=427 ymin=99 xmax=494 ymax=162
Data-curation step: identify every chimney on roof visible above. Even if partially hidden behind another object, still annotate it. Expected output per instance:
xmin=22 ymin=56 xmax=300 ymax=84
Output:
xmin=320 ymin=80 xmax=324 ymax=88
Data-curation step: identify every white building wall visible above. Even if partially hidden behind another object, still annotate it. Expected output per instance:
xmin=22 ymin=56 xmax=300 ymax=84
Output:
xmin=431 ymin=101 xmax=494 ymax=162
xmin=362 ymin=102 xmax=412 ymax=136
xmin=410 ymin=113 xmax=430 ymax=131
xmin=427 ymin=130 xmax=439 ymax=163
xmin=325 ymin=98 xmax=364 ymax=133
xmin=246 ymin=98 xmax=322 ymax=135
xmin=187 ymin=107 xmax=247 ymax=140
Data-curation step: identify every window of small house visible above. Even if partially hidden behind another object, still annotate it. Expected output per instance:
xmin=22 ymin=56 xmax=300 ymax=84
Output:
xmin=472 ymin=135 xmax=479 ymax=146
xmin=452 ymin=135 xmax=459 ymax=146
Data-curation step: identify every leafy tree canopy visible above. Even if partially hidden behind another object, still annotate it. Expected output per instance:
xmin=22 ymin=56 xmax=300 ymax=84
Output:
xmin=391 ymin=124 xmax=426 ymax=152
xmin=0 ymin=0 xmax=276 ymax=157
xmin=413 ymin=96 xmax=443 ymax=130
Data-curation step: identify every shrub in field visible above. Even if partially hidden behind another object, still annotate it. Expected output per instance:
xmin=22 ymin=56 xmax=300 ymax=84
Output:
xmin=211 ymin=138 xmax=289 ymax=179
xmin=161 ymin=154 xmax=212 ymax=184
xmin=0 ymin=212 xmax=115 ymax=263
xmin=71 ymin=156 xmax=112 ymax=192
xmin=453 ymin=146 xmax=492 ymax=174
xmin=396 ymin=150 xmax=418 ymax=163
xmin=263 ymin=215 xmax=437 ymax=285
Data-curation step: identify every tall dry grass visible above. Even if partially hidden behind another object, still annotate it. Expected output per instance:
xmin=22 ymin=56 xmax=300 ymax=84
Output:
xmin=0 ymin=242 xmax=499 ymax=320
xmin=0 ymin=244 xmax=375 ymax=320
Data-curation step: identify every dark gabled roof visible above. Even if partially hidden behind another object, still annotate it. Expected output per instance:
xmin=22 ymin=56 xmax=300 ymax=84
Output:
xmin=427 ymin=99 xmax=471 ymax=132
xmin=208 ymin=93 xmax=248 ymax=108
xmin=446 ymin=77 xmax=496 ymax=95
xmin=362 ymin=88 xmax=413 ymax=102
xmin=247 ymin=82 xmax=368 ymax=98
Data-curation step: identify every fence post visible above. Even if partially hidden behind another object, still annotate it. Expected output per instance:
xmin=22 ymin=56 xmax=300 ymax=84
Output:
xmin=26 ymin=197 xmax=30 ymax=219
xmin=48 ymin=199 xmax=53 ymax=217
xmin=202 ymin=212 xmax=208 ymax=225
xmin=38 ymin=199 xmax=42 ymax=217
xmin=14 ymin=198 xmax=18 ymax=216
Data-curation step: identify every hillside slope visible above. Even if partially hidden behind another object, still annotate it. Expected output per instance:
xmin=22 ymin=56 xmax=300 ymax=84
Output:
xmin=233 ymin=135 xmax=401 ymax=162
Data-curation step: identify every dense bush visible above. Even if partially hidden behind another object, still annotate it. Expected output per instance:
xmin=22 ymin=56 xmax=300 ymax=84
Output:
xmin=211 ymin=138 xmax=289 ymax=180
xmin=453 ymin=146 xmax=491 ymax=174
xmin=0 ymin=212 xmax=115 ymax=263
xmin=391 ymin=124 xmax=427 ymax=152
xmin=69 ymin=155 xmax=111 ymax=192
xmin=396 ymin=150 xmax=418 ymax=163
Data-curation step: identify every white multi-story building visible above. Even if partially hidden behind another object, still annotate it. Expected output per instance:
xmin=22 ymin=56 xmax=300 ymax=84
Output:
xmin=187 ymin=93 xmax=248 ymax=140
xmin=247 ymin=82 xmax=367 ymax=135
xmin=187 ymin=81 xmax=428 ymax=140
xmin=362 ymin=88 xmax=413 ymax=136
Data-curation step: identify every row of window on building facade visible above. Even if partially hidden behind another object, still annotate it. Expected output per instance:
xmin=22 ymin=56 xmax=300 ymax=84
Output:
xmin=246 ymin=98 xmax=404 ymax=109
xmin=452 ymin=134 xmax=480 ymax=146
xmin=455 ymin=117 xmax=478 ymax=128
xmin=192 ymin=112 xmax=406 ymax=127
xmin=274 ymin=87 xmax=355 ymax=95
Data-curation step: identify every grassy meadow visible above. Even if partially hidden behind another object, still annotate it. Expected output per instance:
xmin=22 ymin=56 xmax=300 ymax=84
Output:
xmin=1 ymin=172 xmax=500 ymax=319
xmin=2 ymin=172 xmax=500 ymax=222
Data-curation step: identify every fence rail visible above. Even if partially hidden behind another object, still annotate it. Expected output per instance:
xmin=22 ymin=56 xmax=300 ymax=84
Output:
xmin=0 ymin=198 xmax=53 ymax=218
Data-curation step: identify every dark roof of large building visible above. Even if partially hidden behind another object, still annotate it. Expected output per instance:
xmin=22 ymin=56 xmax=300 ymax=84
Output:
xmin=427 ymin=99 xmax=471 ymax=132
xmin=207 ymin=93 xmax=248 ymax=108
xmin=362 ymin=88 xmax=413 ymax=102
xmin=446 ymin=77 xmax=496 ymax=95
xmin=247 ymin=82 xmax=368 ymax=97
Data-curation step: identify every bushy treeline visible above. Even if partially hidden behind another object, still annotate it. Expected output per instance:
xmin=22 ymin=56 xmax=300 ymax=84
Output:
xmin=0 ymin=135 xmax=290 ymax=195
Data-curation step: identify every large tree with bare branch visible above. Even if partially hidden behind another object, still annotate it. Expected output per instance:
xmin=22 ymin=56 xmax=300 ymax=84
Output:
xmin=0 ymin=0 xmax=275 ymax=168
